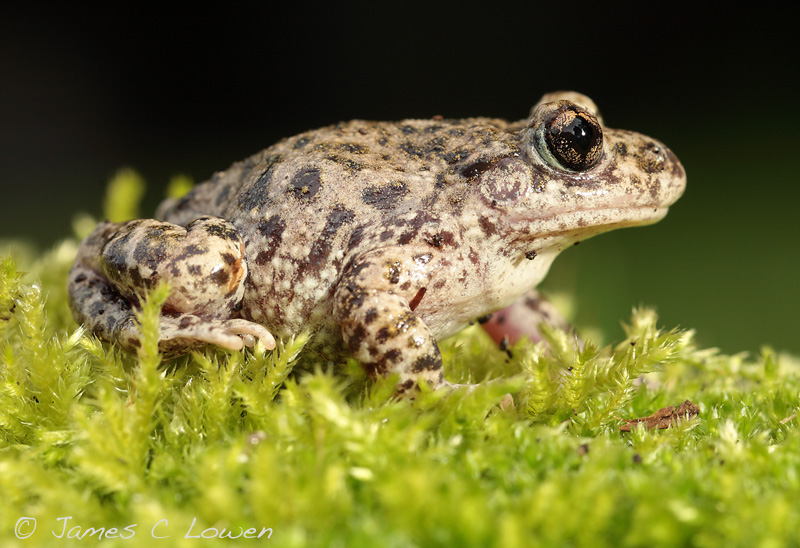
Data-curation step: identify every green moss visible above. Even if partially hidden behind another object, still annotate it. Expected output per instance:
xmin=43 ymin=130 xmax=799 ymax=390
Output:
xmin=1 ymin=178 xmax=799 ymax=547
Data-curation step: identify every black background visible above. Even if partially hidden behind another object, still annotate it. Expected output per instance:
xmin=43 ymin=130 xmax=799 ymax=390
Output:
xmin=2 ymin=4 xmax=798 ymax=354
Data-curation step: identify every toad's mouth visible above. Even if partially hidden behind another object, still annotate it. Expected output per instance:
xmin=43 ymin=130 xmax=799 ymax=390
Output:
xmin=512 ymin=206 xmax=670 ymax=249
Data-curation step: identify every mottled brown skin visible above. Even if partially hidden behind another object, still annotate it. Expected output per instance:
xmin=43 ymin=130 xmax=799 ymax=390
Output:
xmin=69 ymin=92 xmax=686 ymax=390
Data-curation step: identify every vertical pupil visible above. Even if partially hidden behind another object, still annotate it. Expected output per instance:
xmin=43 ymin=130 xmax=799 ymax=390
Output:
xmin=566 ymin=115 xmax=594 ymax=153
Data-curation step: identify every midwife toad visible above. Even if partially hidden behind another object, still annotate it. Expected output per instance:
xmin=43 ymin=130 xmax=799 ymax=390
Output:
xmin=69 ymin=91 xmax=686 ymax=391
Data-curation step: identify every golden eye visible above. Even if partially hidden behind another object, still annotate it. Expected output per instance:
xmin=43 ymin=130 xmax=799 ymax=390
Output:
xmin=543 ymin=106 xmax=603 ymax=171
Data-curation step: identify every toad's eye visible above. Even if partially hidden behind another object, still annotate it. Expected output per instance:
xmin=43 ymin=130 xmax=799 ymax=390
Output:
xmin=543 ymin=106 xmax=603 ymax=171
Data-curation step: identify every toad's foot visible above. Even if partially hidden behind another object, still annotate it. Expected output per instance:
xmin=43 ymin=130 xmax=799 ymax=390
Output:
xmin=69 ymin=259 xmax=275 ymax=356
xmin=479 ymin=289 xmax=578 ymax=349
xmin=152 ymin=315 xmax=276 ymax=356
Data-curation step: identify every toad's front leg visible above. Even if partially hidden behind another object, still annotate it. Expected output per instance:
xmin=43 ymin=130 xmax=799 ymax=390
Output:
xmin=68 ymin=217 xmax=274 ymax=356
xmin=334 ymin=258 xmax=446 ymax=393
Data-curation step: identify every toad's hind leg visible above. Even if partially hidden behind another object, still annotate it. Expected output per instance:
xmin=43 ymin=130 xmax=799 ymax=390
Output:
xmin=68 ymin=218 xmax=274 ymax=356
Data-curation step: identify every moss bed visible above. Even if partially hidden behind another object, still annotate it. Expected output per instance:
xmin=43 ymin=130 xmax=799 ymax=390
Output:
xmin=1 ymin=174 xmax=798 ymax=547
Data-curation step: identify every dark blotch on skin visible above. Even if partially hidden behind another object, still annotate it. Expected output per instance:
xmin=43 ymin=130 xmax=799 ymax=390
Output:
xmin=349 ymin=261 xmax=372 ymax=280
xmin=348 ymin=225 xmax=366 ymax=249
xmin=179 ymin=316 xmax=194 ymax=329
xmin=348 ymin=324 xmax=367 ymax=351
xmin=384 ymin=349 xmax=402 ymax=363
xmin=397 ymin=230 xmax=416 ymax=246
xmin=341 ymin=143 xmax=367 ymax=154
xmin=258 ymin=215 xmax=286 ymax=240
xmin=396 ymin=379 xmax=416 ymax=394
xmin=327 ymin=154 xmax=364 ymax=171
xmin=365 ymin=308 xmax=378 ymax=324
xmin=210 ymin=268 xmax=230 ymax=286
xmin=440 ymin=148 xmax=471 ymax=165
xmin=477 ymin=216 xmax=497 ymax=237
xmin=375 ymin=327 xmax=392 ymax=344
xmin=307 ymin=205 xmax=356 ymax=271
xmin=128 ymin=266 xmax=144 ymax=290
xmin=253 ymin=252 xmax=269 ymax=267
xmin=430 ymin=231 xmax=455 ymax=248
xmin=425 ymin=234 xmax=443 ymax=247
xmin=238 ymin=165 xmax=276 ymax=211
xmin=339 ymin=282 xmax=368 ymax=313
xmin=88 ymin=300 xmax=106 ymax=318
xmin=361 ymin=181 xmax=409 ymax=210
xmin=400 ymin=141 xmax=423 ymax=158
xmin=422 ymin=136 xmax=447 ymax=157
xmin=482 ymin=156 xmax=529 ymax=203
xmin=411 ymin=353 xmax=441 ymax=373
xmin=289 ymin=168 xmax=321 ymax=200
xmin=132 ymin=234 xmax=168 ymax=274
xmin=460 ymin=158 xmax=495 ymax=179
xmin=360 ymin=361 xmax=379 ymax=378
xmin=395 ymin=212 xmax=431 ymax=246
xmin=200 ymin=220 xmax=239 ymax=242
xmin=174 ymin=243 xmax=207 ymax=262
xmin=253 ymin=215 xmax=286 ymax=266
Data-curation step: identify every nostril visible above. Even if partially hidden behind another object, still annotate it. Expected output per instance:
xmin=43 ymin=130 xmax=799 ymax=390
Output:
xmin=645 ymin=142 xmax=664 ymax=159
xmin=636 ymin=143 xmax=666 ymax=174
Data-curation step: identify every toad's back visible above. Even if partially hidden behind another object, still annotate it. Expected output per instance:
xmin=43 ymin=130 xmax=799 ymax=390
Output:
xmin=156 ymin=117 xmax=524 ymax=338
